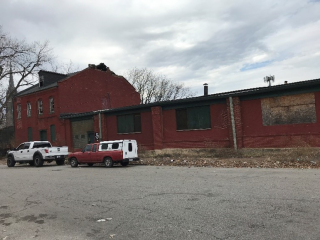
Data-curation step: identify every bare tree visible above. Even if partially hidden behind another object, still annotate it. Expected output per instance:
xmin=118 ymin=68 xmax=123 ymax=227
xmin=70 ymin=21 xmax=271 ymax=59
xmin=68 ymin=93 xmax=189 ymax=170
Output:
xmin=0 ymin=26 xmax=54 ymax=124
xmin=126 ymin=68 xmax=195 ymax=104
xmin=50 ymin=59 xmax=79 ymax=74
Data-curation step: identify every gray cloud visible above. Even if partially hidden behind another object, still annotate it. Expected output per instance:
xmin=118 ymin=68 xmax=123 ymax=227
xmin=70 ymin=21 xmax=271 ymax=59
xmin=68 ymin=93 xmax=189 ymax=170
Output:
xmin=1 ymin=0 xmax=320 ymax=95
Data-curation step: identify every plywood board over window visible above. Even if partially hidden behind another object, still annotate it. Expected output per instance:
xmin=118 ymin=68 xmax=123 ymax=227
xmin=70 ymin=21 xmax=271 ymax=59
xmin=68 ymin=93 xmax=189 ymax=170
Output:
xmin=261 ymin=93 xmax=317 ymax=126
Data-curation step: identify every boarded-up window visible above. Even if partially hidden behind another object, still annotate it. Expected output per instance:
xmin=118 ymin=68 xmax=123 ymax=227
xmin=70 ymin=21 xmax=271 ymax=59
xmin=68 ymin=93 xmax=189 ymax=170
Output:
xmin=28 ymin=127 xmax=33 ymax=141
xmin=50 ymin=125 xmax=56 ymax=142
xmin=261 ymin=93 xmax=317 ymax=126
xmin=117 ymin=113 xmax=141 ymax=133
xmin=176 ymin=106 xmax=211 ymax=130
xmin=39 ymin=130 xmax=47 ymax=141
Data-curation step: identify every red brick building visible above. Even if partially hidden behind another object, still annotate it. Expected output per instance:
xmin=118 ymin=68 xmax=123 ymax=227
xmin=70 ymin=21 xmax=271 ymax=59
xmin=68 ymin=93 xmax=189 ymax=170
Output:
xmin=14 ymin=66 xmax=320 ymax=151
xmin=13 ymin=64 xmax=140 ymax=147
xmin=60 ymin=78 xmax=320 ymax=151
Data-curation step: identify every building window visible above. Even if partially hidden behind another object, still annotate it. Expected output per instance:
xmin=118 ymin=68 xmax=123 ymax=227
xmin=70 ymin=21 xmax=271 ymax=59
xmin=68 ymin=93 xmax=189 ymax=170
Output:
xmin=49 ymin=97 xmax=54 ymax=113
xmin=117 ymin=113 xmax=141 ymax=134
xmin=176 ymin=105 xmax=211 ymax=130
xmin=27 ymin=102 xmax=31 ymax=117
xmin=38 ymin=99 xmax=43 ymax=115
xmin=50 ymin=125 xmax=56 ymax=142
xmin=17 ymin=104 xmax=21 ymax=119
xmin=28 ymin=127 xmax=33 ymax=141
xmin=39 ymin=76 xmax=44 ymax=87
xmin=39 ymin=130 xmax=47 ymax=141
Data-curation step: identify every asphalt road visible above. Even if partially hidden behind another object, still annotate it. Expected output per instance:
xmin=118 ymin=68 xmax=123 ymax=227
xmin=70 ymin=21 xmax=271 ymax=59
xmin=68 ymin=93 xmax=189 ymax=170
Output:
xmin=0 ymin=163 xmax=320 ymax=240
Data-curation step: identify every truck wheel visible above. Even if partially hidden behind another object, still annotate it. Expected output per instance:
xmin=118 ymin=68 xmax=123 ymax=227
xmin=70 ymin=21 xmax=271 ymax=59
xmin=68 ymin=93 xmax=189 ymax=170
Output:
xmin=121 ymin=162 xmax=129 ymax=167
xmin=34 ymin=155 xmax=44 ymax=167
xmin=104 ymin=157 xmax=113 ymax=168
xmin=70 ymin=158 xmax=78 ymax=167
xmin=29 ymin=161 xmax=35 ymax=166
xmin=87 ymin=163 xmax=94 ymax=167
xmin=56 ymin=159 xmax=65 ymax=165
xmin=7 ymin=156 xmax=16 ymax=167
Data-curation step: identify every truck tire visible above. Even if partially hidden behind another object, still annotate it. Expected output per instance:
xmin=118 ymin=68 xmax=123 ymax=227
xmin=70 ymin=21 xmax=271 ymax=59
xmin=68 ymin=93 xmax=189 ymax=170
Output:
xmin=29 ymin=161 xmax=35 ymax=166
xmin=56 ymin=159 xmax=65 ymax=165
xmin=104 ymin=157 xmax=113 ymax=168
xmin=121 ymin=162 xmax=129 ymax=167
xmin=70 ymin=158 xmax=78 ymax=167
xmin=7 ymin=156 xmax=16 ymax=167
xmin=34 ymin=155 xmax=44 ymax=167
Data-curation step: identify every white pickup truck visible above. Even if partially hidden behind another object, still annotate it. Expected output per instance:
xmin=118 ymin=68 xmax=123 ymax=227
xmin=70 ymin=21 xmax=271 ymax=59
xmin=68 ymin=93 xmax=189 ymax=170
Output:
xmin=7 ymin=141 xmax=68 ymax=167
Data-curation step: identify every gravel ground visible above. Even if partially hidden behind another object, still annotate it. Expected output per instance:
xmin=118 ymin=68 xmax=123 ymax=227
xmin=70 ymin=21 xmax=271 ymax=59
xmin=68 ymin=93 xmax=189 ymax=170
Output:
xmin=2 ymin=156 xmax=318 ymax=169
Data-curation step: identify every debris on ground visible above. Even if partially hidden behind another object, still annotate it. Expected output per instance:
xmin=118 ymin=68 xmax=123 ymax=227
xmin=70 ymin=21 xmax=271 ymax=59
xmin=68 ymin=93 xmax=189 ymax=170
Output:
xmin=131 ymin=157 xmax=320 ymax=169
xmin=96 ymin=218 xmax=112 ymax=222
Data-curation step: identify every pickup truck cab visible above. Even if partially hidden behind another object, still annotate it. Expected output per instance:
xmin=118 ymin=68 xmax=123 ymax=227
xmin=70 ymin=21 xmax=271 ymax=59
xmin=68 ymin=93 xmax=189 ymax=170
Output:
xmin=68 ymin=139 xmax=139 ymax=168
xmin=7 ymin=141 xmax=68 ymax=167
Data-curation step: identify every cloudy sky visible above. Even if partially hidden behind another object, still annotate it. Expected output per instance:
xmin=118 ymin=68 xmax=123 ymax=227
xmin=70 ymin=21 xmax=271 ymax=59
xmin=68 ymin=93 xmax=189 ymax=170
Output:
xmin=1 ymin=0 xmax=320 ymax=96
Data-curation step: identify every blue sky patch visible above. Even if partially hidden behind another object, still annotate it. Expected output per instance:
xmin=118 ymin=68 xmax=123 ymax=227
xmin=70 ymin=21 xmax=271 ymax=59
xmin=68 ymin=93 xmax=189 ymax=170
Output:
xmin=240 ymin=61 xmax=273 ymax=72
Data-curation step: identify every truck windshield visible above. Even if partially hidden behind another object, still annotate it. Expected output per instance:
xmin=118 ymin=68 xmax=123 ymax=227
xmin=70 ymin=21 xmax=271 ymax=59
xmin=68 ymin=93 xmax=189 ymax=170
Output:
xmin=84 ymin=145 xmax=92 ymax=152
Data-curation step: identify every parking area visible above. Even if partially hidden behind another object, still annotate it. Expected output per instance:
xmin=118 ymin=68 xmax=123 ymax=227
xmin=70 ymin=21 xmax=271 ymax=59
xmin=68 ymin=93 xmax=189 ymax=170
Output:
xmin=1 ymin=164 xmax=320 ymax=240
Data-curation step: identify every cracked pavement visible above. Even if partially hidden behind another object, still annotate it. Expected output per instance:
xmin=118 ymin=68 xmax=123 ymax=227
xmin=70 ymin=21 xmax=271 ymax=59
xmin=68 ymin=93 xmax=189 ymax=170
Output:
xmin=0 ymin=164 xmax=320 ymax=240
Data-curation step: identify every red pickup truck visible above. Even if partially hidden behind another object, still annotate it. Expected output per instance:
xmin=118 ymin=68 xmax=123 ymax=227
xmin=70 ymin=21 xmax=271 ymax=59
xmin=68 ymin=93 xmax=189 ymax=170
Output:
xmin=68 ymin=140 xmax=139 ymax=168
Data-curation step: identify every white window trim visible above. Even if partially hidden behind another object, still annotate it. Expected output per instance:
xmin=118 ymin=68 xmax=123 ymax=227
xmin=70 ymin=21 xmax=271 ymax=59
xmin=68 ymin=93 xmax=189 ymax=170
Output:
xmin=27 ymin=102 xmax=31 ymax=117
xmin=38 ymin=99 xmax=43 ymax=115
xmin=49 ymin=97 xmax=54 ymax=113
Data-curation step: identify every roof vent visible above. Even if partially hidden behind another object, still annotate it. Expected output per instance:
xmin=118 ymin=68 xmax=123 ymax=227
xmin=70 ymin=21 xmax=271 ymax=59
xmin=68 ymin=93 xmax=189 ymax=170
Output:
xmin=203 ymin=83 xmax=208 ymax=96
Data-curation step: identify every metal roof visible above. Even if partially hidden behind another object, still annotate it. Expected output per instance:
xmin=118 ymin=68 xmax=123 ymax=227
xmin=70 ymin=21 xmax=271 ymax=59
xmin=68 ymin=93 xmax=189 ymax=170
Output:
xmin=60 ymin=77 xmax=320 ymax=119
xmin=16 ymin=70 xmax=69 ymax=97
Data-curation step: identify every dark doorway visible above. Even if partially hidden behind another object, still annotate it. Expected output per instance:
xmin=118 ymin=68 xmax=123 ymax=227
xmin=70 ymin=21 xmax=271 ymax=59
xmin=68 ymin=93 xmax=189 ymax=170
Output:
xmin=40 ymin=130 xmax=47 ymax=141
xmin=87 ymin=131 xmax=94 ymax=144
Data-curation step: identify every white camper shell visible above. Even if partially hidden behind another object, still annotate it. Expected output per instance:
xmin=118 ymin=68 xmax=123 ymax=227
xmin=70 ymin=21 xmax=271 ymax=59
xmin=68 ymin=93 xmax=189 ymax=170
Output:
xmin=98 ymin=139 xmax=139 ymax=161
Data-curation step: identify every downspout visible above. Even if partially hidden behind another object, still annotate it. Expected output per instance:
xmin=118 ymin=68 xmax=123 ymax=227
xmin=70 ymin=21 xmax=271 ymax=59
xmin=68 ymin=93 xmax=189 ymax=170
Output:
xmin=229 ymin=97 xmax=237 ymax=151
xmin=98 ymin=112 xmax=102 ymax=141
